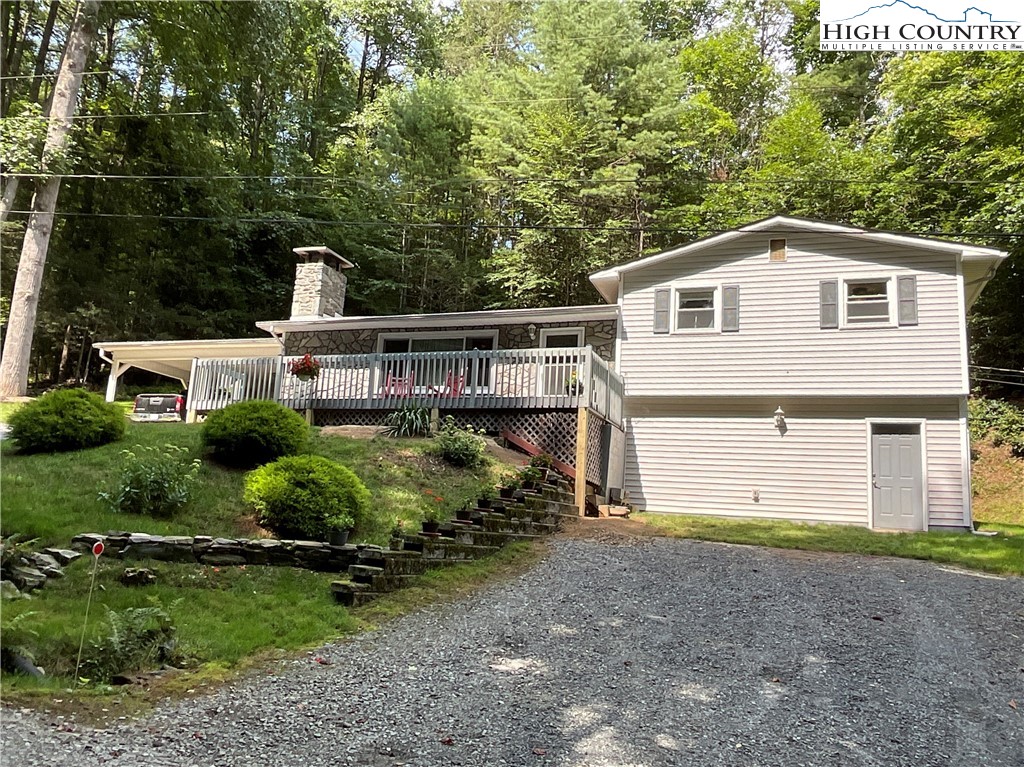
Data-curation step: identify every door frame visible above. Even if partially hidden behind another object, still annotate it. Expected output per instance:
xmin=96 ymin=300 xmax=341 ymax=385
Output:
xmin=538 ymin=326 xmax=584 ymax=348
xmin=865 ymin=418 xmax=928 ymax=531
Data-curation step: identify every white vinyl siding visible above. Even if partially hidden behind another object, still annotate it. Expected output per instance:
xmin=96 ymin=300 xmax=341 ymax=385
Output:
xmin=619 ymin=232 xmax=965 ymax=396
xmin=623 ymin=397 xmax=967 ymax=529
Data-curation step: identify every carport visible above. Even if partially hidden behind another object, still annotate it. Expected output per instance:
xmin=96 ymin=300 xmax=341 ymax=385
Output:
xmin=92 ymin=338 xmax=281 ymax=402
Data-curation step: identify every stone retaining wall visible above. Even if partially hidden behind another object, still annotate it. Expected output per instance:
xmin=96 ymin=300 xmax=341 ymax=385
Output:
xmin=70 ymin=533 xmax=366 ymax=573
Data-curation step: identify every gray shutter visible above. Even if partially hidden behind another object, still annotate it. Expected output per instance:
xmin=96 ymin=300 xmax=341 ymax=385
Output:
xmin=819 ymin=280 xmax=839 ymax=329
xmin=722 ymin=284 xmax=740 ymax=332
xmin=897 ymin=275 xmax=918 ymax=326
xmin=653 ymin=288 xmax=670 ymax=334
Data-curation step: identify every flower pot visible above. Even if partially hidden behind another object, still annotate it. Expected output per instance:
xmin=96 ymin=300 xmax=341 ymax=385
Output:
xmin=477 ymin=498 xmax=492 ymax=510
xmin=535 ymin=468 xmax=549 ymax=482
xmin=455 ymin=507 xmax=472 ymax=522
xmin=521 ymin=480 xmax=536 ymax=491
xmin=389 ymin=536 xmax=405 ymax=551
xmin=498 ymin=486 xmax=514 ymax=500
xmin=329 ymin=529 xmax=350 ymax=547
xmin=422 ymin=520 xmax=440 ymax=535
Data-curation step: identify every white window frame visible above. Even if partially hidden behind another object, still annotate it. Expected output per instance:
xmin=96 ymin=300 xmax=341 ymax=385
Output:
xmin=375 ymin=329 xmax=499 ymax=353
xmin=841 ymin=276 xmax=897 ymax=329
xmin=538 ymin=327 xmax=584 ymax=348
xmin=672 ymin=284 xmax=720 ymax=333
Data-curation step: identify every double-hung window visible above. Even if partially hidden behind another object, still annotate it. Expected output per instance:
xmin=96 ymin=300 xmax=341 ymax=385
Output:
xmin=845 ymin=278 xmax=891 ymax=325
xmin=676 ymin=288 xmax=716 ymax=330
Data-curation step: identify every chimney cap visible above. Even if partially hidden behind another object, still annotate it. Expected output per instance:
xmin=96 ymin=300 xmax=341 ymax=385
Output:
xmin=292 ymin=246 xmax=355 ymax=269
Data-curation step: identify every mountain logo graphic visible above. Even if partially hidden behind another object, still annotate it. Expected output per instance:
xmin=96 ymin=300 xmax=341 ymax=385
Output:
xmin=827 ymin=1 xmax=1016 ymax=24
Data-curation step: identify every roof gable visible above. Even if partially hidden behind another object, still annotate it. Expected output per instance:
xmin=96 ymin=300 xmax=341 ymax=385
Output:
xmin=589 ymin=216 xmax=1007 ymax=303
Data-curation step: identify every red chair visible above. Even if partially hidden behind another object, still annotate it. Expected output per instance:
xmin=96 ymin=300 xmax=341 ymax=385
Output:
xmin=430 ymin=371 xmax=466 ymax=397
xmin=383 ymin=372 xmax=415 ymax=396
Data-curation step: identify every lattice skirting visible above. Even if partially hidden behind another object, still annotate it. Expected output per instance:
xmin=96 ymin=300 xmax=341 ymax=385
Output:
xmin=314 ymin=410 xmax=389 ymax=427
xmin=312 ymin=408 xmax=580 ymax=469
xmin=461 ymin=409 xmax=578 ymax=469
xmin=585 ymin=413 xmax=606 ymax=486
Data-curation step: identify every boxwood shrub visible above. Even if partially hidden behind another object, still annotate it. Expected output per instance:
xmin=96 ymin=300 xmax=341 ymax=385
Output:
xmin=8 ymin=388 xmax=125 ymax=453
xmin=243 ymin=455 xmax=371 ymax=541
xmin=200 ymin=400 xmax=309 ymax=468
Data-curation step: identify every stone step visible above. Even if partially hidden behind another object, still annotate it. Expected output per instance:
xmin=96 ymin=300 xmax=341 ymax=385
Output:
xmin=330 ymin=580 xmax=375 ymax=607
xmin=348 ymin=564 xmax=384 ymax=584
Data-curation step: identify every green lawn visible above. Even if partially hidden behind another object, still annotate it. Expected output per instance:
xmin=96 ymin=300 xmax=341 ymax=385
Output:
xmin=638 ymin=514 xmax=1024 ymax=576
xmin=1 ymin=420 xmax=520 ymax=700
xmin=1 ymin=422 xmax=504 ymax=548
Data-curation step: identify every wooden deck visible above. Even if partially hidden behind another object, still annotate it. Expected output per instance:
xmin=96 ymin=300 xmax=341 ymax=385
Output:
xmin=189 ymin=347 xmax=624 ymax=426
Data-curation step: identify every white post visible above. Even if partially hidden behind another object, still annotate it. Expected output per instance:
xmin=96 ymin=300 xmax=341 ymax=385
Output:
xmin=185 ymin=357 xmax=199 ymax=423
xmin=104 ymin=361 xmax=126 ymax=402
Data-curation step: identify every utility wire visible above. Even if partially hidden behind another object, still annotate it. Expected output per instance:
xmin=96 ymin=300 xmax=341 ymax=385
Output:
xmin=5 ymin=208 xmax=1023 ymax=239
xmin=4 ymin=172 xmax=1024 ymax=187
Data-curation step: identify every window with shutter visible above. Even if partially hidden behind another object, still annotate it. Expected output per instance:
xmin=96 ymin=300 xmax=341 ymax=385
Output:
xmin=722 ymin=285 xmax=740 ymax=332
xmin=653 ymin=288 xmax=670 ymax=334
xmin=897 ymin=275 xmax=918 ymax=325
xmin=820 ymin=280 xmax=839 ymax=329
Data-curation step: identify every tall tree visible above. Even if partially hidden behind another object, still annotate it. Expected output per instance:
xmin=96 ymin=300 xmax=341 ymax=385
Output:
xmin=0 ymin=0 xmax=97 ymax=396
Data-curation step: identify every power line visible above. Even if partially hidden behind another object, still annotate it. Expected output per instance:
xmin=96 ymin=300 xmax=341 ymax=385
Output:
xmin=14 ymin=111 xmax=211 ymax=120
xmin=4 ymin=172 xmax=1024 ymax=188
xmin=5 ymin=208 xmax=1023 ymax=239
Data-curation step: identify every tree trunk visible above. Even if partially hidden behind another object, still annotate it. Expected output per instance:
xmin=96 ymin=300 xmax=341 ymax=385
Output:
xmin=0 ymin=177 xmax=19 ymax=222
xmin=57 ymin=322 xmax=73 ymax=381
xmin=356 ymin=30 xmax=370 ymax=105
xmin=0 ymin=0 xmax=98 ymax=398
xmin=29 ymin=1 xmax=61 ymax=104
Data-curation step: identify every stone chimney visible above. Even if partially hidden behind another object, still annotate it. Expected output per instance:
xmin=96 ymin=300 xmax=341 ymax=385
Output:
xmin=290 ymin=246 xmax=355 ymax=319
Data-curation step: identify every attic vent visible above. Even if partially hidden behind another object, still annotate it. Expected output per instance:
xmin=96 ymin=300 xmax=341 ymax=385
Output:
xmin=769 ymin=239 xmax=787 ymax=262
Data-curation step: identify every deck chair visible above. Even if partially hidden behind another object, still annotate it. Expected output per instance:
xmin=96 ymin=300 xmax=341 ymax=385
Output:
xmin=382 ymin=371 xmax=415 ymax=396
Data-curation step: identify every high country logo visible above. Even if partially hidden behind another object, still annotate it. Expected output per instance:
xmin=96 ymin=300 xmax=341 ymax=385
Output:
xmin=819 ymin=1 xmax=1023 ymax=50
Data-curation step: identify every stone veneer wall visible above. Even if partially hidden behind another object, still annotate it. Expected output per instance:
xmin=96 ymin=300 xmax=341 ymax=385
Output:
xmin=290 ymin=261 xmax=348 ymax=319
xmin=284 ymin=319 xmax=617 ymax=362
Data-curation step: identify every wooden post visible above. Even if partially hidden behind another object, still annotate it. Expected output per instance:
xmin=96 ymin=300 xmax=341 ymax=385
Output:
xmin=103 ymin=360 xmax=126 ymax=402
xmin=185 ymin=357 xmax=199 ymax=423
xmin=574 ymin=406 xmax=589 ymax=516
xmin=430 ymin=407 xmax=440 ymax=433
xmin=304 ymin=408 xmax=314 ymax=425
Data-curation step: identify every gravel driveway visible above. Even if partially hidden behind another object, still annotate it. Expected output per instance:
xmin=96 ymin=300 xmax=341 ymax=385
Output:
xmin=3 ymin=536 xmax=1023 ymax=767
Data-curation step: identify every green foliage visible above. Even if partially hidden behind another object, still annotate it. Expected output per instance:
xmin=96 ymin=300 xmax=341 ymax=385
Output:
xmin=0 ymin=612 xmax=40 ymax=670
xmin=969 ymin=397 xmax=1024 ymax=457
xmin=382 ymin=406 xmax=431 ymax=437
xmin=200 ymin=401 xmax=309 ymax=468
xmin=529 ymin=453 xmax=554 ymax=469
xmin=430 ymin=416 xmax=486 ymax=468
xmin=8 ymin=389 xmax=125 ymax=454
xmin=99 ymin=445 xmax=201 ymax=518
xmin=243 ymin=455 xmax=371 ymax=540
xmin=79 ymin=602 xmax=183 ymax=683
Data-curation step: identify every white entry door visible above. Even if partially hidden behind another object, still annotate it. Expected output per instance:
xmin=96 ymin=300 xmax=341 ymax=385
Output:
xmin=871 ymin=425 xmax=924 ymax=530
xmin=540 ymin=328 xmax=584 ymax=396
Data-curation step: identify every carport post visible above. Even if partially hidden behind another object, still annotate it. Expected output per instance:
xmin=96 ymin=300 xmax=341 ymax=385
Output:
xmin=185 ymin=357 xmax=199 ymax=423
xmin=104 ymin=361 xmax=128 ymax=402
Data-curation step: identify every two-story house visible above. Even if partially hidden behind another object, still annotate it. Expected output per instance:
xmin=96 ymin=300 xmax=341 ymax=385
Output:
xmin=590 ymin=216 xmax=1007 ymax=531
xmin=96 ymin=217 xmax=1006 ymax=531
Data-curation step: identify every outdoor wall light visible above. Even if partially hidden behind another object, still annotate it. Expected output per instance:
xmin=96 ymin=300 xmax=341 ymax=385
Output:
xmin=773 ymin=406 xmax=786 ymax=428
xmin=527 ymin=323 xmax=537 ymax=341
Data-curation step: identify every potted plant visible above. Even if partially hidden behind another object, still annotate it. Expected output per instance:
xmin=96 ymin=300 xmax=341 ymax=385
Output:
xmin=519 ymin=465 xmax=543 ymax=491
xmin=389 ymin=519 xmax=407 ymax=550
xmin=455 ymin=502 xmax=472 ymax=522
xmin=497 ymin=471 xmax=520 ymax=500
xmin=288 ymin=353 xmax=322 ymax=381
xmin=476 ymin=484 xmax=494 ymax=510
xmin=565 ymin=370 xmax=583 ymax=395
xmin=326 ymin=511 xmax=354 ymax=547
xmin=529 ymin=453 xmax=554 ymax=481
xmin=422 ymin=492 xmax=446 ymax=535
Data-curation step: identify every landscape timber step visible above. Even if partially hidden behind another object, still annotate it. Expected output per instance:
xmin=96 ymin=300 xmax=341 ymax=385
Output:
xmin=330 ymin=580 xmax=376 ymax=607
xmin=348 ymin=564 xmax=385 ymax=584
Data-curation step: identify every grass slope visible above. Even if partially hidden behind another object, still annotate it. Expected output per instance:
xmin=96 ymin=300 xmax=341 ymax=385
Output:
xmin=1 ymin=420 xmax=519 ymax=700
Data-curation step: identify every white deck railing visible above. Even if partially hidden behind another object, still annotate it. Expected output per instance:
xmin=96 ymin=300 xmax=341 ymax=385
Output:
xmin=189 ymin=346 xmax=624 ymax=426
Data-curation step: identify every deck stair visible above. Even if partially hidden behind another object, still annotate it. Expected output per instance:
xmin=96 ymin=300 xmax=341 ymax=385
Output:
xmin=331 ymin=475 xmax=577 ymax=607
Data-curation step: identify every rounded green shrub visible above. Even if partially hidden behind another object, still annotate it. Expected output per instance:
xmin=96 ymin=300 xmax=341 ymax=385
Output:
xmin=243 ymin=455 xmax=371 ymax=541
xmin=8 ymin=388 xmax=125 ymax=453
xmin=200 ymin=400 xmax=309 ymax=468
